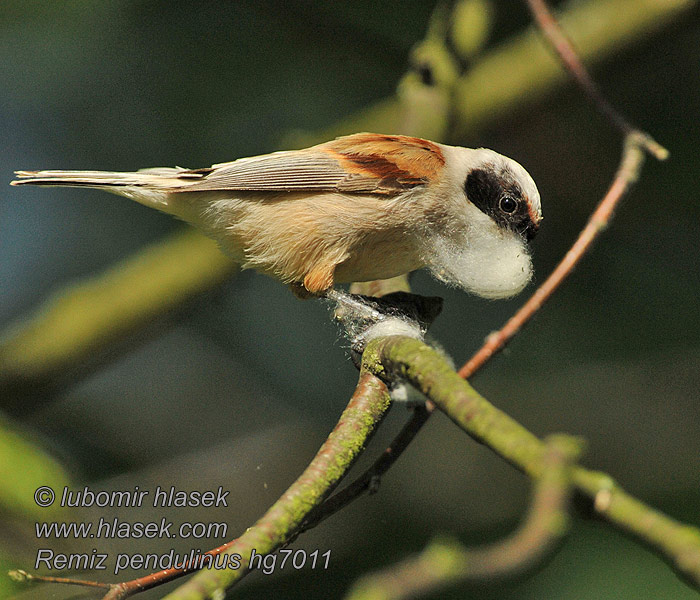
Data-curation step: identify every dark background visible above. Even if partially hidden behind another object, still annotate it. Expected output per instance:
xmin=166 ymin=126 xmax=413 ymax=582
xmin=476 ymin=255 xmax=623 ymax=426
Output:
xmin=1 ymin=1 xmax=699 ymax=598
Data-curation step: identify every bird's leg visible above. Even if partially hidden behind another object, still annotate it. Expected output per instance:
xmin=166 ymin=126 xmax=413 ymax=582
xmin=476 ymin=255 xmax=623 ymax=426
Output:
xmin=303 ymin=262 xmax=337 ymax=296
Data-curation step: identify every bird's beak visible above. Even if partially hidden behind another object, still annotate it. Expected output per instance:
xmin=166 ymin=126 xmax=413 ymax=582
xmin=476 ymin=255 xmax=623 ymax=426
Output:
xmin=524 ymin=221 xmax=539 ymax=242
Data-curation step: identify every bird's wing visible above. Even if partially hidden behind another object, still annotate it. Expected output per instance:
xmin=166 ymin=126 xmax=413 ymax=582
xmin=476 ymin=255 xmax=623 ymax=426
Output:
xmin=171 ymin=133 xmax=446 ymax=196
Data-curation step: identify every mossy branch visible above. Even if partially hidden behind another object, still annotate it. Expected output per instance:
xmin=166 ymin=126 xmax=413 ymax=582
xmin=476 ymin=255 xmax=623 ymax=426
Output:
xmin=359 ymin=335 xmax=700 ymax=593
xmin=345 ymin=434 xmax=581 ymax=600
xmin=123 ymin=335 xmax=700 ymax=599
xmin=154 ymin=370 xmax=391 ymax=600
xmin=18 ymin=371 xmax=389 ymax=599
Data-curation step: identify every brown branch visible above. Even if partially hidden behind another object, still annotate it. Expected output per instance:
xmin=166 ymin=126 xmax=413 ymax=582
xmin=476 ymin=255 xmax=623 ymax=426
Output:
xmin=100 ymin=539 xmax=236 ymax=600
xmin=343 ymin=1 xmax=678 ymax=586
xmin=8 ymin=569 xmax=111 ymax=590
xmin=458 ymin=132 xmax=647 ymax=378
xmin=345 ymin=434 xmax=581 ymax=600
xmin=292 ymin=0 xmax=676 ymax=551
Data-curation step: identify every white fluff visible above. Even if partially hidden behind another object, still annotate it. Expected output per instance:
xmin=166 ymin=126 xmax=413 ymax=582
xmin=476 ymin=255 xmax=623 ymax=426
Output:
xmin=361 ymin=317 xmax=423 ymax=343
xmin=360 ymin=318 xmax=425 ymax=406
xmin=424 ymin=224 xmax=533 ymax=299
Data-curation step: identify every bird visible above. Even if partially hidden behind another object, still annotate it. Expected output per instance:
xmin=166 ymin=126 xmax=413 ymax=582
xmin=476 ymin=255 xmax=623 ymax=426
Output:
xmin=11 ymin=132 xmax=541 ymax=299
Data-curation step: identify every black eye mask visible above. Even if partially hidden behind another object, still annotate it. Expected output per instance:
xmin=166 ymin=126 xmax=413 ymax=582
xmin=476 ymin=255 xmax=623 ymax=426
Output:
xmin=465 ymin=167 xmax=538 ymax=241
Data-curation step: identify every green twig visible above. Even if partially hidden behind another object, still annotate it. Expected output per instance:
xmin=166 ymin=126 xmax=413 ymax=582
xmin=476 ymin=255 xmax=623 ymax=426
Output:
xmin=345 ymin=434 xmax=581 ymax=600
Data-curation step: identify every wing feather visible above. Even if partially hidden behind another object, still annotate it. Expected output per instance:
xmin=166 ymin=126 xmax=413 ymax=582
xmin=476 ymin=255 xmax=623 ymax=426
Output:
xmin=171 ymin=133 xmax=445 ymax=196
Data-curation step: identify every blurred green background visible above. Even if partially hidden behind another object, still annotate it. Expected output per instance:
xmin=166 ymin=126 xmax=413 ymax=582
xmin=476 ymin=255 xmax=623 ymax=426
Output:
xmin=1 ymin=1 xmax=699 ymax=598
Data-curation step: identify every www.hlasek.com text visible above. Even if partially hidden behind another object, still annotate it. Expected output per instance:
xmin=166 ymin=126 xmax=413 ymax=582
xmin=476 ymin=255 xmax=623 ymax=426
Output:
xmin=36 ymin=517 xmax=228 ymax=540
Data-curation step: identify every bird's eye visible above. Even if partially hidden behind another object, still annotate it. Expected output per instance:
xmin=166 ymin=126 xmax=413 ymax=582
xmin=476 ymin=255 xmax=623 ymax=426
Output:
xmin=499 ymin=195 xmax=518 ymax=214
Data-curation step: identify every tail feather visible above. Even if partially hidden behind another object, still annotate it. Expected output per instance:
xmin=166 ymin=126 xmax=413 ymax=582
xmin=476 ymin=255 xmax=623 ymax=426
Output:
xmin=11 ymin=167 xmax=194 ymax=189
xmin=10 ymin=167 xmax=205 ymax=213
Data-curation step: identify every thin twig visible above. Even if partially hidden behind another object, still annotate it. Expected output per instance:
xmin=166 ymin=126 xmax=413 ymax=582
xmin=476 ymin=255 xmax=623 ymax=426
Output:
xmin=525 ymin=0 xmax=668 ymax=160
xmin=100 ymin=540 xmax=237 ymax=600
xmin=288 ymin=0 xmax=676 ymax=554
xmin=8 ymin=569 xmax=111 ymax=589
xmin=455 ymin=0 xmax=670 ymax=378
xmin=319 ymin=0 xmax=675 ymax=536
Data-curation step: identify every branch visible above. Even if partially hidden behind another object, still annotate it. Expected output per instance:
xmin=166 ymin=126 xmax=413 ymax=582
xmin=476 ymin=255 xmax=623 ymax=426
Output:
xmin=345 ymin=434 xmax=581 ymax=600
xmin=8 ymin=569 xmax=111 ymax=590
xmin=15 ymin=370 xmax=389 ymax=599
xmin=361 ymin=336 xmax=700 ymax=591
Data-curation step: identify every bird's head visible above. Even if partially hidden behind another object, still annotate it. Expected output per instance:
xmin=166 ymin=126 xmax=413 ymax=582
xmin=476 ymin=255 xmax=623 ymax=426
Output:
xmin=423 ymin=144 xmax=542 ymax=299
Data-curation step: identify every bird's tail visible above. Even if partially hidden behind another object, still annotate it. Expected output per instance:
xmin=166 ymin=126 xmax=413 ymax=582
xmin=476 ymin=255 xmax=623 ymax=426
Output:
xmin=11 ymin=167 xmax=190 ymax=190
xmin=10 ymin=167 xmax=199 ymax=212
